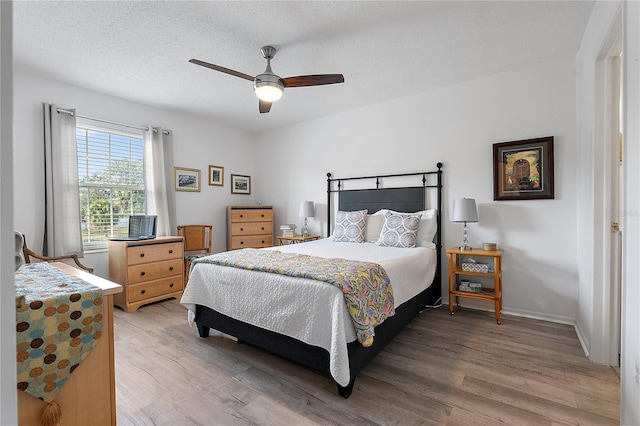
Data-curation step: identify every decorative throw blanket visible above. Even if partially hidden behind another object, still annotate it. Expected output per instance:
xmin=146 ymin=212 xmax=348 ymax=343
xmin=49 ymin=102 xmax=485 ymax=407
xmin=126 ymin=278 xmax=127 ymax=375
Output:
xmin=192 ymin=249 xmax=395 ymax=346
xmin=15 ymin=262 xmax=104 ymax=403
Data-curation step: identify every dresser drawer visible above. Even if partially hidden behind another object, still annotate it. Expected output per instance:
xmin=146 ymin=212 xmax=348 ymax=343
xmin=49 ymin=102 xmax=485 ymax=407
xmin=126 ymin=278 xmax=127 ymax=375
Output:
xmin=230 ymin=235 xmax=273 ymax=249
xmin=230 ymin=209 xmax=273 ymax=223
xmin=127 ymin=242 xmax=183 ymax=265
xmin=127 ymin=258 xmax=183 ymax=284
xmin=230 ymin=221 xmax=273 ymax=236
xmin=127 ymin=276 xmax=182 ymax=303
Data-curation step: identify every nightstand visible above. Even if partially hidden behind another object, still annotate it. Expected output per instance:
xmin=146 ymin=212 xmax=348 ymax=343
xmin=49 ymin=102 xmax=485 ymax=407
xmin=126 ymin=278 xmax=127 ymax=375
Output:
xmin=447 ymin=247 xmax=503 ymax=324
xmin=276 ymin=235 xmax=320 ymax=245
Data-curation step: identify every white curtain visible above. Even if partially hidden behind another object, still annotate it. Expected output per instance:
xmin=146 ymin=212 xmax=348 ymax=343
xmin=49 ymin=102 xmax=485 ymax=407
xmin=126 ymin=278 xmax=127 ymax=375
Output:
xmin=143 ymin=127 xmax=176 ymax=236
xmin=43 ymin=103 xmax=83 ymax=256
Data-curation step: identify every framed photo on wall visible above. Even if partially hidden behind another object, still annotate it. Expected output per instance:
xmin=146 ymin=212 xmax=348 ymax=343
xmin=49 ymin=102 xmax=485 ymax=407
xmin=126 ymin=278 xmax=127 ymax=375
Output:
xmin=230 ymin=174 xmax=251 ymax=194
xmin=208 ymin=165 xmax=224 ymax=186
xmin=493 ymin=136 xmax=554 ymax=200
xmin=174 ymin=167 xmax=201 ymax=192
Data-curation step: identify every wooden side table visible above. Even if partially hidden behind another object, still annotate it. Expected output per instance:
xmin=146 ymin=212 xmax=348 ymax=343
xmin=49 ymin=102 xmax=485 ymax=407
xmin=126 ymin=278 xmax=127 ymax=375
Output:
xmin=276 ymin=235 xmax=320 ymax=245
xmin=447 ymin=247 xmax=503 ymax=324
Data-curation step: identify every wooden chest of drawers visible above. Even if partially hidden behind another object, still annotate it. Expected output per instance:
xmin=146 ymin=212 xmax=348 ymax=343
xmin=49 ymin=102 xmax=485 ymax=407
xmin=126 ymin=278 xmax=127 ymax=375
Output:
xmin=109 ymin=236 xmax=184 ymax=312
xmin=227 ymin=205 xmax=274 ymax=250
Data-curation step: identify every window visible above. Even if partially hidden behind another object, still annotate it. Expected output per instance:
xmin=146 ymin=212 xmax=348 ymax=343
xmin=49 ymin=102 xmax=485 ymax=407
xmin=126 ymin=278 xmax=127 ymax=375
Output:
xmin=76 ymin=126 xmax=145 ymax=250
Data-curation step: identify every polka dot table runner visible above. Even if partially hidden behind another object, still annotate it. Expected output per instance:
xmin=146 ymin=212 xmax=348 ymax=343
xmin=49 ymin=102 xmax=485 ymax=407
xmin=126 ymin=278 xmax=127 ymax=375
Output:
xmin=15 ymin=262 xmax=104 ymax=403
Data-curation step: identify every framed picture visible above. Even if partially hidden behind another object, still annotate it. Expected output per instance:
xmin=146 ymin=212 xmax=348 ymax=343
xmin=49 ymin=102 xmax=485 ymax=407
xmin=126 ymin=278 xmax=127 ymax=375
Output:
xmin=208 ymin=165 xmax=224 ymax=186
xmin=174 ymin=167 xmax=201 ymax=192
xmin=493 ymin=136 xmax=554 ymax=200
xmin=230 ymin=174 xmax=251 ymax=194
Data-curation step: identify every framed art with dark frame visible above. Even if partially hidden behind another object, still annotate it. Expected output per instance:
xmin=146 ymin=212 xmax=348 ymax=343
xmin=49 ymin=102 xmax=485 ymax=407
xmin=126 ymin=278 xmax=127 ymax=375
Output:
xmin=230 ymin=174 xmax=251 ymax=194
xmin=493 ymin=136 xmax=554 ymax=200
xmin=208 ymin=165 xmax=224 ymax=186
xmin=174 ymin=167 xmax=201 ymax=192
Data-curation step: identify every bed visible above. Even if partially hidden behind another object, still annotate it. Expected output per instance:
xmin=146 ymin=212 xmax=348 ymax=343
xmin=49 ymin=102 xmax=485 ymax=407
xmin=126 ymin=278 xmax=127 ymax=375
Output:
xmin=180 ymin=164 xmax=443 ymax=398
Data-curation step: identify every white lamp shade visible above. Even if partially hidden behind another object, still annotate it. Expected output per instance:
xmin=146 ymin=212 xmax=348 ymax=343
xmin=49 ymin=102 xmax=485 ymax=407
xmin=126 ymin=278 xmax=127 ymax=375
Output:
xmin=451 ymin=198 xmax=478 ymax=223
xmin=298 ymin=200 xmax=315 ymax=218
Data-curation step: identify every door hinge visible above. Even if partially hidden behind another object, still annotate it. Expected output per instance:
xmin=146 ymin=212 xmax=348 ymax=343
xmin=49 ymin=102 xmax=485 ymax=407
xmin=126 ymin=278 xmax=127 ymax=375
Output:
xmin=612 ymin=222 xmax=620 ymax=233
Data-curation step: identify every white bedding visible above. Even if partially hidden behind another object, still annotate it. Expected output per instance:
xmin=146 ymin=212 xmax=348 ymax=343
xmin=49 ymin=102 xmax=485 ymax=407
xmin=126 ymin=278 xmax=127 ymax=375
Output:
xmin=180 ymin=238 xmax=436 ymax=387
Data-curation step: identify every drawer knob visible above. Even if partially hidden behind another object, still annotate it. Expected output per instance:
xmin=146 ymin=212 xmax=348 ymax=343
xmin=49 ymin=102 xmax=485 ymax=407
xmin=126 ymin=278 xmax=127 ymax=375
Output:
xmin=261 ymin=240 xmax=265 ymax=243
xmin=261 ymin=227 xmax=265 ymax=230
xmin=140 ymin=271 xmax=146 ymax=276
xmin=240 ymin=214 xmax=244 ymax=218
xmin=240 ymin=241 xmax=244 ymax=245
xmin=261 ymin=214 xmax=264 ymax=217
xmin=170 ymin=283 xmax=174 ymax=288
xmin=169 ymin=266 xmax=174 ymax=271
xmin=240 ymin=227 xmax=244 ymax=231
xmin=141 ymin=289 xmax=146 ymax=294
xmin=140 ymin=253 xmax=145 ymax=258
xmin=169 ymin=249 xmax=173 ymax=254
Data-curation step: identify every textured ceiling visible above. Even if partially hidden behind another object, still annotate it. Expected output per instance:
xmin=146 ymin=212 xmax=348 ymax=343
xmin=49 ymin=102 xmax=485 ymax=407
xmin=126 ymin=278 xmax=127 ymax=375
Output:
xmin=13 ymin=1 xmax=594 ymax=134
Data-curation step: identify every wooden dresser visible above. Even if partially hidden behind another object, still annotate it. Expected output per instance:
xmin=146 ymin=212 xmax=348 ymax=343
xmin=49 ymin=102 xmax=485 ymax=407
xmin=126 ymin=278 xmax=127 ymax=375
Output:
xmin=17 ymin=262 xmax=122 ymax=426
xmin=109 ymin=236 xmax=184 ymax=312
xmin=227 ymin=205 xmax=274 ymax=250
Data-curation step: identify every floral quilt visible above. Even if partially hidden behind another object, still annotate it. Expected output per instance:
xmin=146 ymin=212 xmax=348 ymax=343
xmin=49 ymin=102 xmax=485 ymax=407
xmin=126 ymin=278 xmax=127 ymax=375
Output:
xmin=192 ymin=249 xmax=395 ymax=346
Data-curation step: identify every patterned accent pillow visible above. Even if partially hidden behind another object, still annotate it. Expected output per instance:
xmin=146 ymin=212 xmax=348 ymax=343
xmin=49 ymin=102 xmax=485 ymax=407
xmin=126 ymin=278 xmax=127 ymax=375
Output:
xmin=377 ymin=211 xmax=421 ymax=248
xmin=333 ymin=209 xmax=367 ymax=243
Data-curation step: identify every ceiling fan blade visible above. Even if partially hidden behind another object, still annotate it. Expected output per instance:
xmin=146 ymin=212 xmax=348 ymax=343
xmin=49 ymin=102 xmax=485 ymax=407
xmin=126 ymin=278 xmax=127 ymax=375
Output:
xmin=283 ymin=74 xmax=345 ymax=88
xmin=259 ymin=99 xmax=272 ymax=114
xmin=189 ymin=59 xmax=255 ymax=82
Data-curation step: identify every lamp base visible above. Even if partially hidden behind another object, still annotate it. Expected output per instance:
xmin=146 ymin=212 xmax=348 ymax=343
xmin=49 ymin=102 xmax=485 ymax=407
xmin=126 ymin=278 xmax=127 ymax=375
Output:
xmin=459 ymin=245 xmax=473 ymax=251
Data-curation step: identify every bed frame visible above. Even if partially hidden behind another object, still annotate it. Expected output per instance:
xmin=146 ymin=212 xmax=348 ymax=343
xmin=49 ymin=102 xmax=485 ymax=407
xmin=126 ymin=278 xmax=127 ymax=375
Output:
xmin=194 ymin=163 xmax=443 ymax=398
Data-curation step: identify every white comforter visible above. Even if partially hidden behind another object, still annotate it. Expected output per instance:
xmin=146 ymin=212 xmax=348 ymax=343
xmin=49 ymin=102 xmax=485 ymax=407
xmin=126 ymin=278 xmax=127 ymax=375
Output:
xmin=180 ymin=238 xmax=436 ymax=386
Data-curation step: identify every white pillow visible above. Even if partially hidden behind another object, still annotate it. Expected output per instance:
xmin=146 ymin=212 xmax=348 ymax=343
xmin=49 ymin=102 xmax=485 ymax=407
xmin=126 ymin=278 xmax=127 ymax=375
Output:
xmin=376 ymin=211 xmax=421 ymax=248
xmin=333 ymin=209 xmax=367 ymax=243
xmin=374 ymin=209 xmax=437 ymax=247
xmin=364 ymin=214 xmax=385 ymax=243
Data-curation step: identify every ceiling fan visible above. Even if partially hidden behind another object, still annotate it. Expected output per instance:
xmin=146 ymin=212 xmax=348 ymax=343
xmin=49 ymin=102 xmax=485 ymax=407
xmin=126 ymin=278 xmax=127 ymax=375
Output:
xmin=189 ymin=46 xmax=345 ymax=114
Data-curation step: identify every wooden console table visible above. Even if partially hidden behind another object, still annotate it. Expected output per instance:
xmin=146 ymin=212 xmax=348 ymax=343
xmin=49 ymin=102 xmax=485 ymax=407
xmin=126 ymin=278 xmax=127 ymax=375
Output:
xmin=18 ymin=262 xmax=122 ymax=426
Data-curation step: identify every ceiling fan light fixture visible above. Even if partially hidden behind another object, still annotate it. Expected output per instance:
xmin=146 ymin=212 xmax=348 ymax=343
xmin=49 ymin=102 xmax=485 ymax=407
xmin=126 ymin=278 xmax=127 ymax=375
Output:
xmin=254 ymin=73 xmax=284 ymax=102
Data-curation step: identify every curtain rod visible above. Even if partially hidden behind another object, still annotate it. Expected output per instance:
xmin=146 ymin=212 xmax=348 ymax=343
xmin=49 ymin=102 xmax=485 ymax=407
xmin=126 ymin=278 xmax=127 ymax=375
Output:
xmin=56 ymin=108 xmax=169 ymax=134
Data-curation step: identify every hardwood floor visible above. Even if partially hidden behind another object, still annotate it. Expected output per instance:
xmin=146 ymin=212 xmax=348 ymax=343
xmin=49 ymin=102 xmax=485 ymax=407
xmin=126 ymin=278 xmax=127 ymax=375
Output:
xmin=113 ymin=299 xmax=619 ymax=425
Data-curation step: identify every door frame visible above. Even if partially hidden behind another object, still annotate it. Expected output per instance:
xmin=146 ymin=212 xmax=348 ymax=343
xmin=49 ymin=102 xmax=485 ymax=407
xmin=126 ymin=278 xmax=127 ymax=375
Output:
xmin=591 ymin=9 xmax=623 ymax=365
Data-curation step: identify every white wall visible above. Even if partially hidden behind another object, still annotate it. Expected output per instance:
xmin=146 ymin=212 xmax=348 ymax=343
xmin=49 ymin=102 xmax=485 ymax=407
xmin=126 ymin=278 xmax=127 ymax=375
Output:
xmin=13 ymin=68 xmax=257 ymax=277
xmin=0 ymin=2 xmax=17 ymax=424
xmin=255 ymin=57 xmax=579 ymax=322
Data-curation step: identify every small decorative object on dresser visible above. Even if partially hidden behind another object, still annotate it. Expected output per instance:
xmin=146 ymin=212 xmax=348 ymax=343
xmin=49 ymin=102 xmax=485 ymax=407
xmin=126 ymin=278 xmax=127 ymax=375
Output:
xmin=208 ymin=165 xmax=224 ymax=186
xmin=109 ymin=236 xmax=184 ymax=312
xmin=447 ymin=247 xmax=503 ymax=324
xmin=230 ymin=174 xmax=251 ymax=194
xmin=227 ymin=205 xmax=273 ymax=250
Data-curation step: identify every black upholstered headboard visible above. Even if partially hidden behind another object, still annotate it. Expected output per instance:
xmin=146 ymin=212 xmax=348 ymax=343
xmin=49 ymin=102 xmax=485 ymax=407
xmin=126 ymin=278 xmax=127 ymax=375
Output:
xmin=338 ymin=187 xmax=425 ymax=216
xmin=326 ymin=163 xmax=443 ymax=305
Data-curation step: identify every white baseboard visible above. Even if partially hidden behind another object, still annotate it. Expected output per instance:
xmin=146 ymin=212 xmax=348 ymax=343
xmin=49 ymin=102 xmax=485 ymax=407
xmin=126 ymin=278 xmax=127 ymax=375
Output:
xmin=572 ymin=319 xmax=590 ymax=359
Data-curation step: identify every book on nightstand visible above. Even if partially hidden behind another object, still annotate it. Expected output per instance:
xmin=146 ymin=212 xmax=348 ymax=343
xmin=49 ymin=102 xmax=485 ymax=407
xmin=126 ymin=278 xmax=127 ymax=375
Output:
xmin=280 ymin=224 xmax=297 ymax=236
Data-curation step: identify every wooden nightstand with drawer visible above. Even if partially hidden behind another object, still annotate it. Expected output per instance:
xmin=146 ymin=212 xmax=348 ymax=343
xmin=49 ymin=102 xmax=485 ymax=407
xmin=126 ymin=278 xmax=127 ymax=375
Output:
xmin=227 ymin=205 xmax=274 ymax=250
xmin=109 ymin=236 xmax=184 ymax=312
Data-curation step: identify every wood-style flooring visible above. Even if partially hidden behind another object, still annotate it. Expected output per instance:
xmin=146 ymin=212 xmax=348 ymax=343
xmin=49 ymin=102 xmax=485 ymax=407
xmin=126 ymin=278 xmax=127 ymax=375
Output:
xmin=113 ymin=299 xmax=619 ymax=425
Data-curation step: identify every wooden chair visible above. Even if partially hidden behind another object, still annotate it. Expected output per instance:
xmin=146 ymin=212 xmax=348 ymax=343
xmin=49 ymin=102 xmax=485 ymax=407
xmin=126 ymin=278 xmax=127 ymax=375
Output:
xmin=21 ymin=234 xmax=94 ymax=274
xmin=177 ymin=225 xmax=213 ymax=283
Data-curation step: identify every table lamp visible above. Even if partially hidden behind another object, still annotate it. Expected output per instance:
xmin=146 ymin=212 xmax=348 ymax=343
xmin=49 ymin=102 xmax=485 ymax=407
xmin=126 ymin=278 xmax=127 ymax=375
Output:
xmin=451 ymin=198 xmax=478 ymax=251
xmin=298 ymin=200 xmax=315 ymax=237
